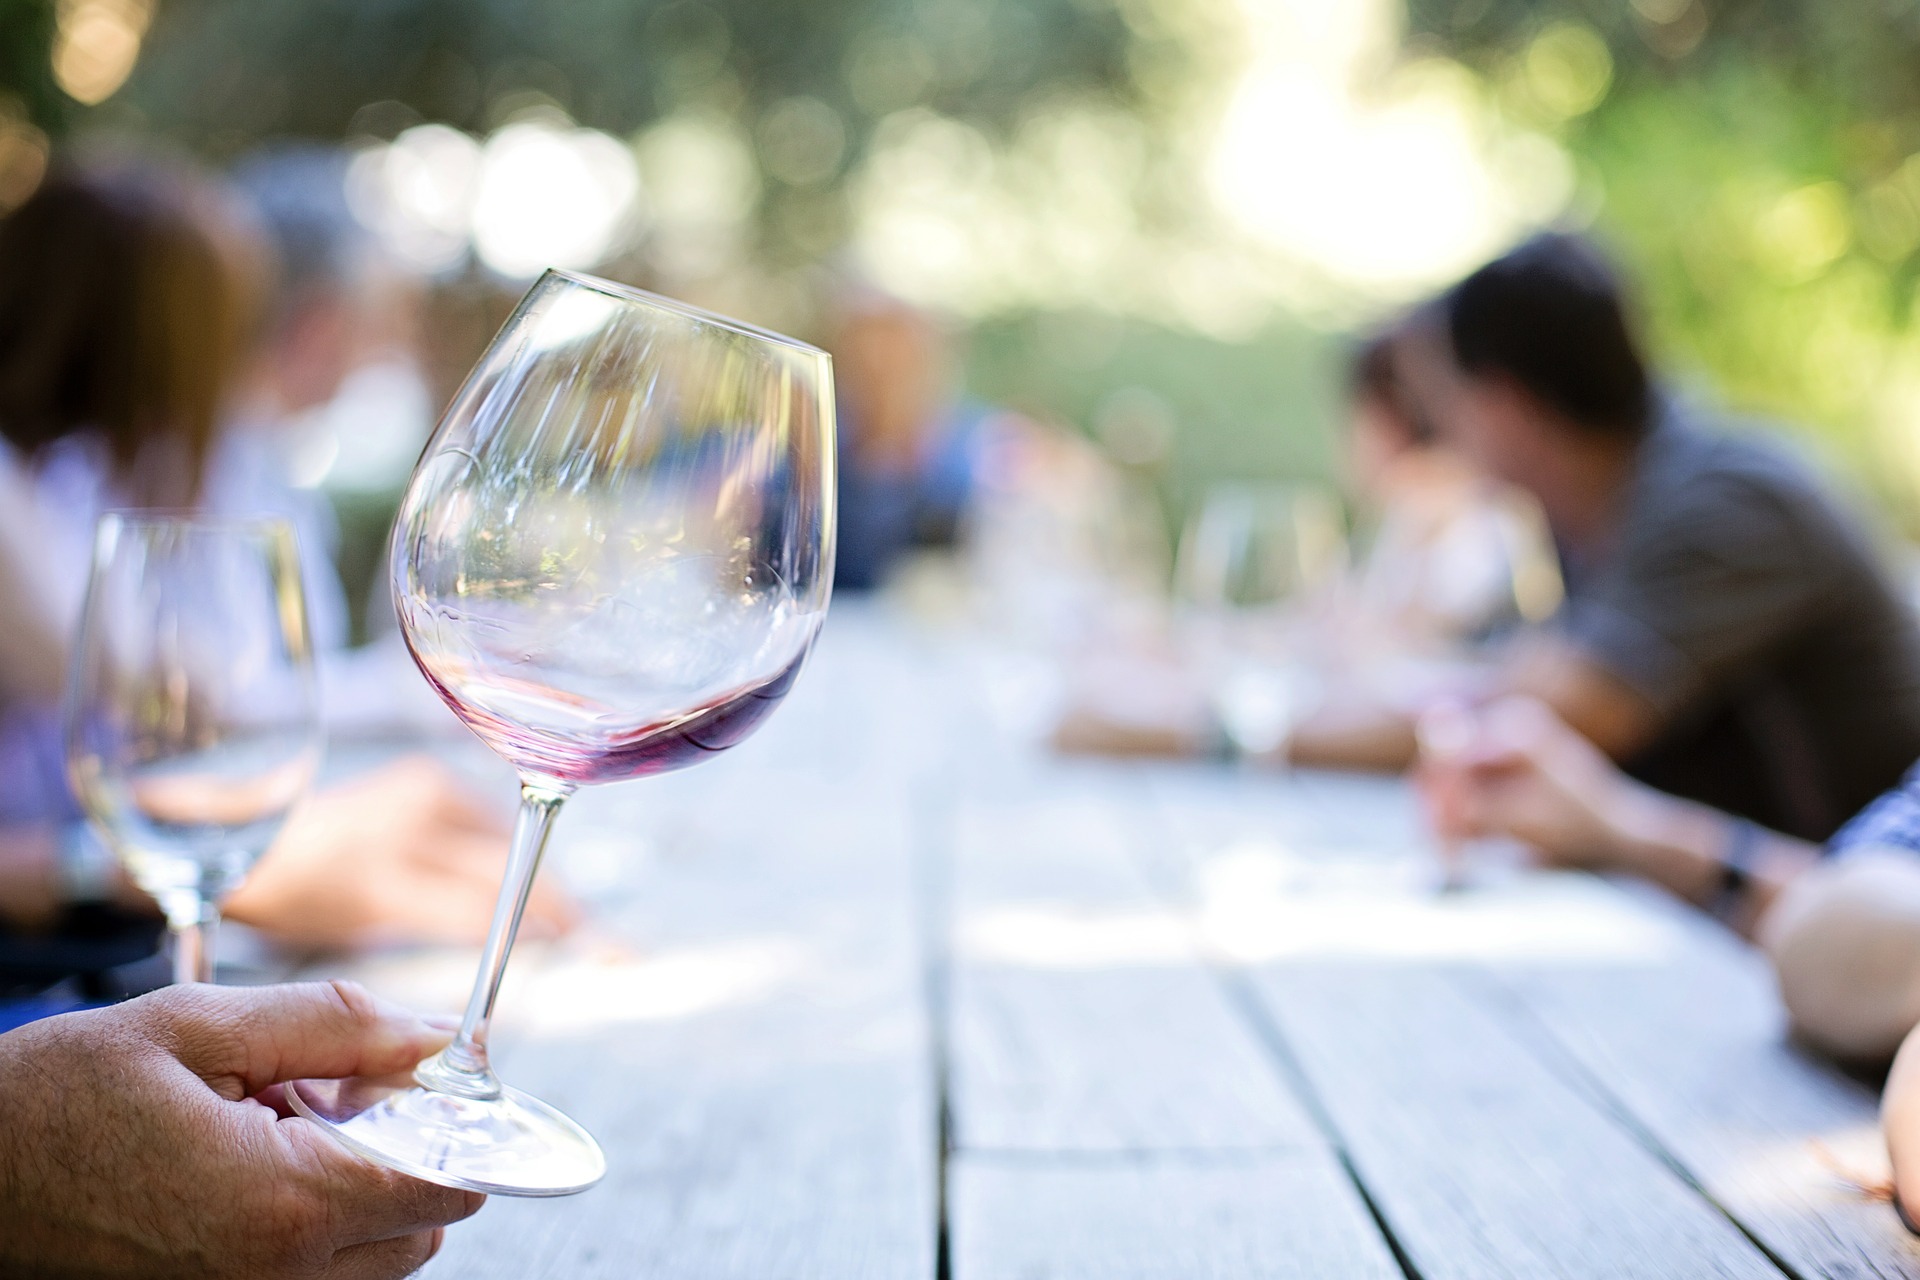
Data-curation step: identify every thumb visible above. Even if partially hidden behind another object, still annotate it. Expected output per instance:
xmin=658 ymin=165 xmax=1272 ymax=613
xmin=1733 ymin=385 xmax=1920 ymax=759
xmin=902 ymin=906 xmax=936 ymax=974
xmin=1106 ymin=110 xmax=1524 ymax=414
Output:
xmin=141 ymin=981 xmax=454 ymax=1101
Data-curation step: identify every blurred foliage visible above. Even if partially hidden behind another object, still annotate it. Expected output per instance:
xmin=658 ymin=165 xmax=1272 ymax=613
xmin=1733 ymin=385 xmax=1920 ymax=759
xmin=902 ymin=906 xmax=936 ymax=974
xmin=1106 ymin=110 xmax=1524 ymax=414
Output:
xmin=38 ymin=0 xmax=1145 ymax=138
xmin=967 ymin=310 xmax=1343 ymax=525
xmin=0 ymin=1 xmax=59 ymax=130
xmin=16 ymin=0 xmax=1920 ymax=528
xmin=11 ymin=0 xmax=1160 ymax=269
xmin=1406 ymin=0 xmax=1920 ymax=516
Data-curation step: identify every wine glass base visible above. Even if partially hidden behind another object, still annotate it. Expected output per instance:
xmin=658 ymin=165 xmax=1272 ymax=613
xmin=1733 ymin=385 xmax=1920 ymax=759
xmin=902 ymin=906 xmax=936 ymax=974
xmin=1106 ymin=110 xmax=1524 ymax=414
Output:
xmin=286 ymin=1074 xmax=607 ymax=1197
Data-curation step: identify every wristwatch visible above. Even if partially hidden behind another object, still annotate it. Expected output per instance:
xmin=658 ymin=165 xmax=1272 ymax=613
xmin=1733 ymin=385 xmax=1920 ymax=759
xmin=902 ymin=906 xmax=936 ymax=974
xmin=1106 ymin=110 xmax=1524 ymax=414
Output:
xmin=1710 ymin=818 xmax=1762 ymax=923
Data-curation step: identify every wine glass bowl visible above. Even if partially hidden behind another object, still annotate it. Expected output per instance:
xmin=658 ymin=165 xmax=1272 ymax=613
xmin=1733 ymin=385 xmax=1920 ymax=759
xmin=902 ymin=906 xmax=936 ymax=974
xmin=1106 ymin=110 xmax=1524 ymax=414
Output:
xmin=1174 ymin=484 xmax=1347 ymax=759
xmin=290 ymin=270 xmax=836 ymax=1197
xmin=395 ymin=279 xmax=829 ymax=787
xmin=64 ymin=513 xmax=321 ymax=982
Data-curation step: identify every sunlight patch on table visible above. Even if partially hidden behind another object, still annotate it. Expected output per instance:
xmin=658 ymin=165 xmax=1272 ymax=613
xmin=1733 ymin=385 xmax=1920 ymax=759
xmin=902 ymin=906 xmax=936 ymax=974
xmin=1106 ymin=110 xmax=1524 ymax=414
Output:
xmin=1194 ymin=840 xmax=1687 ymax=965
xmin=959 ymin=906 xmax=1194 ymax=970
xmin=516 ymin=938 xmax=808 ymax=1033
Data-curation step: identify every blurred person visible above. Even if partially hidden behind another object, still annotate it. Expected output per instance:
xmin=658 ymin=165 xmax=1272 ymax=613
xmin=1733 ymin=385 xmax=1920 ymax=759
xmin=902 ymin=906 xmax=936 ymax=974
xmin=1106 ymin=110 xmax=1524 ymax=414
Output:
xmin=827 ymin=292 xmax=986 ymax=591
xmin=222 ymin=144 xmax=375 ymax=650
xmin=1072 ymin=235 xmax=1920 ymax=823
xmin=1286 ymin=235 xmax=1920 ymax=845
xmin=1052 ymin=321 xmax=1556 ymax=758
xmin=1342 ymin=326 xmax=1562 ymax=654
xmin=0 ymin=979 xmax=485 ymax=1277
xmin=0 ymin=157 xmax=573 ymax=1012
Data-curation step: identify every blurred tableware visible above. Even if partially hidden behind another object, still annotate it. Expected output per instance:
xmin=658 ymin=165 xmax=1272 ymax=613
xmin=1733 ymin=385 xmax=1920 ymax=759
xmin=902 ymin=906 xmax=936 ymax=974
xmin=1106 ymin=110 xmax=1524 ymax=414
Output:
xmin=1175 ymin=482 xmax=1346 ymax=614
xmin=65 ymin=513 xmax=321 ymax=984
xmin=287 ymin=269 xmax=836 ymax=1197
xmin=1415 ymin=697 xmax=1478 ymax=892
xmin=1176 ymin=483 xmax=1346 ymax=758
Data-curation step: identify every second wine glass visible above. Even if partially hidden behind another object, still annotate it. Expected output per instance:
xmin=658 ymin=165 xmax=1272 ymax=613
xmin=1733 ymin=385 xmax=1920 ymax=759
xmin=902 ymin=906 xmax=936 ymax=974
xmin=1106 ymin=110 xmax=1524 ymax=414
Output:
xmin=288 ymin=269 xmax=836 ymax=1197
xmin=64 ymin=513 xmax=321 ymax=984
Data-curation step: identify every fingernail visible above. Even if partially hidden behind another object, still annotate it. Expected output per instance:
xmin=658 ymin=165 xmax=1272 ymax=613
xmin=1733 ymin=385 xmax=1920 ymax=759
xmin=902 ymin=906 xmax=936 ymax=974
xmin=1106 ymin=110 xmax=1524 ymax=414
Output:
xmin=360 ymin=992 xmax=457 ymax=1041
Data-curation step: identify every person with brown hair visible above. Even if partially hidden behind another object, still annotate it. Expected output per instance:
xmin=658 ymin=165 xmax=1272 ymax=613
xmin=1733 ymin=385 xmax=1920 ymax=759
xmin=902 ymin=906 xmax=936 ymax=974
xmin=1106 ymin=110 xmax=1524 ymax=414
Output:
xmin=0 ymin=155 xmax=574 ymax=1011
xmin=0 ymin=155 xmax=259 ymax=510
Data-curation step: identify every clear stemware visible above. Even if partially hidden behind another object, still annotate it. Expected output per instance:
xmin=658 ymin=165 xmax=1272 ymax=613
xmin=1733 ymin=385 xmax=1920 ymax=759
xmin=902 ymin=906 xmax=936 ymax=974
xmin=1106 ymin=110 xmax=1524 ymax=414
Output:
xmin=64 ymin=513 xmax=322 ymax=984
xmin=1175 ymin=482 xmax=1346 ymax=758
xmin=288 ymin=269 xmax=836 ymax=1197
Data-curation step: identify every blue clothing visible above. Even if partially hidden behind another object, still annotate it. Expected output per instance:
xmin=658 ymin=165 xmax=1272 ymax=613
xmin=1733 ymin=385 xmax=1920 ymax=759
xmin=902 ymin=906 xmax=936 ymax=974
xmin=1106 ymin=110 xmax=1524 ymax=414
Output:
xmin=834 ymin=402 xmax=988 ymax=592
xmin=0 ymin=984 xmax=91 ymax=1035
xmin=1830 ymin=763 xmax=1920 ymax=857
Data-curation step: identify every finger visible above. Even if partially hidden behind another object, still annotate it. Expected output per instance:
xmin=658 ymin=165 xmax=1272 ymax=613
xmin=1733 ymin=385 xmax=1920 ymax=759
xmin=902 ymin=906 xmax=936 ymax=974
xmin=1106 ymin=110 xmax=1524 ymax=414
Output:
xmin=323 ymin=1229 xmax=444 ymax=1280
xmin=1414 ymin=699 xmax=1475 ymax=762
xmin=394 ymin=844 xmax=579 ymax=941
xmin=368 ymin=871 xmax=507 ymax=943
xmin=146 ymin=981 xmax=454 ymax=1098
xmin=293 ymin=1123 xmax=488 ymax=1243
xmin=416 ymin=831 xmax=515 ymax=878
xmin=418 ymin=793 xmax=511 ymax=841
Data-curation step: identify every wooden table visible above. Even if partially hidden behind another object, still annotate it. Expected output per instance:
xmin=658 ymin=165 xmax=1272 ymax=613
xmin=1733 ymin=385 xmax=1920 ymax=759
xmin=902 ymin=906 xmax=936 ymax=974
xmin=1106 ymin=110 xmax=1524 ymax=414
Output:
xmin=332 ymin=603 xmax=1920 ymax=1278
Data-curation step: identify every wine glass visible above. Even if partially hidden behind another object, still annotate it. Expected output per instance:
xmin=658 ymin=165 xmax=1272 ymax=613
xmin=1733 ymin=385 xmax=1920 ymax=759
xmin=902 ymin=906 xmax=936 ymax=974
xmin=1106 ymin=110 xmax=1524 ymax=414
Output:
xmin=288 ymin=270 xmax=836 ymax=1197
xmin=64 ymin=513 xmax=321 ymax=984
xmin=1174 ymin=483 xmax=1346 ymax=757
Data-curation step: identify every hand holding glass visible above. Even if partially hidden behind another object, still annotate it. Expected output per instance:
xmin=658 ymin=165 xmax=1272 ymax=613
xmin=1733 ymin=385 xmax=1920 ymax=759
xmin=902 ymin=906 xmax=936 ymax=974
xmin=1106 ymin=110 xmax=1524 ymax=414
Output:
xmin=64 ymin=514 xmax=321 ymax=984
xmin=288 ymin=270 xmax=836 ymax=1197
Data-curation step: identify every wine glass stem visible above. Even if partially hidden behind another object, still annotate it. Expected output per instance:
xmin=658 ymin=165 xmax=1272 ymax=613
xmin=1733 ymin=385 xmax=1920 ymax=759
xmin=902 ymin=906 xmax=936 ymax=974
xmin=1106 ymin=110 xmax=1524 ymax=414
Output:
xmin=169 ymin=898 xmax=218 ymax=985
xmin=417 ymin=780 xmax=569 ymax=1101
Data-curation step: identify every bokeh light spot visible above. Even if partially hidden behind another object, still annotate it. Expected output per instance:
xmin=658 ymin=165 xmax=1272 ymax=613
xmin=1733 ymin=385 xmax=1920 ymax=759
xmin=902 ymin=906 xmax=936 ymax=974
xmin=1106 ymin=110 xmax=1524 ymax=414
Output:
xmin=52 ymin=0 xmax=152 ymax=106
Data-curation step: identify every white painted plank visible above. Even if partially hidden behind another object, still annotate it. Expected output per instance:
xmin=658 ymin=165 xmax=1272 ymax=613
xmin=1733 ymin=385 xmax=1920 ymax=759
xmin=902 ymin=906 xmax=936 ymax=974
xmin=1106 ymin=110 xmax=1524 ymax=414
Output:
xmin=1252 ymin=962 xmax=1786 ymax=1279
xmin=946 ymin=779 xmax=1323 ymax=1153
xmin=1491 ymin=886 xmax=1920 ymax=1279
xmin=1145 ymin=774 xmax=1797 ymax=1275
xmin=951 ymin=1155 xmax=1403 ymax=1280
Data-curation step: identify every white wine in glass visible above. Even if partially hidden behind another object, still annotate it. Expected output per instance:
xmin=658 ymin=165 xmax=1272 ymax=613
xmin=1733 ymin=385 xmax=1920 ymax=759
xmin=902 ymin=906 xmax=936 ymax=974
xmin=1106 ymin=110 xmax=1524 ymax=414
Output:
xmin=288 ymin=270 xmax=836 ymax=1197
xmin=65 ymin=513 xmax=321 ymax=984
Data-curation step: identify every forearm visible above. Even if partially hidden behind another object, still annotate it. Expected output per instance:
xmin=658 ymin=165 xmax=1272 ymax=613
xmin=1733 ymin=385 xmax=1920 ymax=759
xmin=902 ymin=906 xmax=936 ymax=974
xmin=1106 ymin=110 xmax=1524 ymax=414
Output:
xmin=1603 ymin=783 xmax=1817 ymax=937
xmin=1284 ymin=700 xmax=1418 ymax=773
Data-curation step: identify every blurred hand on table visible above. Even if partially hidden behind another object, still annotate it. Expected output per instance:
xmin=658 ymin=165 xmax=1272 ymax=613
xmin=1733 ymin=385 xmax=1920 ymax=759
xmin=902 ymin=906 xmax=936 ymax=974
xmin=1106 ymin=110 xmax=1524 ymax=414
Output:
xmin=0 ymin=980 xmax=484 ymax=1279
xmin=1416 ymin=695 xmax=1818 ymax=941
xmin=227 ymin=757 xmax=582 ymax=950
xmin=1416 ymin=695 xmax=1639 ymax=872
xmin=1048 ymin=651 xmax=1215 ymax=759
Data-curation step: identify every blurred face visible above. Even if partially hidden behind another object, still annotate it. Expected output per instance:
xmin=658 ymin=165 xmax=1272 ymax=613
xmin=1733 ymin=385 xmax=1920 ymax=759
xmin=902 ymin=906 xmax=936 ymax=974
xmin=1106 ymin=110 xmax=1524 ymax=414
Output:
xmin=831 ymin=305 xmax=947 ymax=469
xmin=270 ymin=289 xmax=364 ymax=414
xmin=1397 ymin=323 xmax=1554 ymax=499
xmin=1346 ymin=392 xmax=1417 ymax=505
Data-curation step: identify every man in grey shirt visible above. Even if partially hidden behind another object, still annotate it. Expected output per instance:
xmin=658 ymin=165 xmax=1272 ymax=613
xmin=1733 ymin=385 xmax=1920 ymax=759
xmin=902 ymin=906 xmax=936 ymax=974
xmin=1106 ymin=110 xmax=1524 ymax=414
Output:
xmin=1558 ymin=403 xmax=1920 ymax=839
xmin=1294 ymin=233 xmax=1920 ymax=843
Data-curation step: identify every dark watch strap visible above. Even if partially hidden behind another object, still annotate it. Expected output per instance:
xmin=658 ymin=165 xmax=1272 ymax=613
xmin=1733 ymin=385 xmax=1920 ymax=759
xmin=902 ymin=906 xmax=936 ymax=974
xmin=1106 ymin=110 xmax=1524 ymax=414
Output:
xmin=1710 ymin=819 xmax=1763 ymax=923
